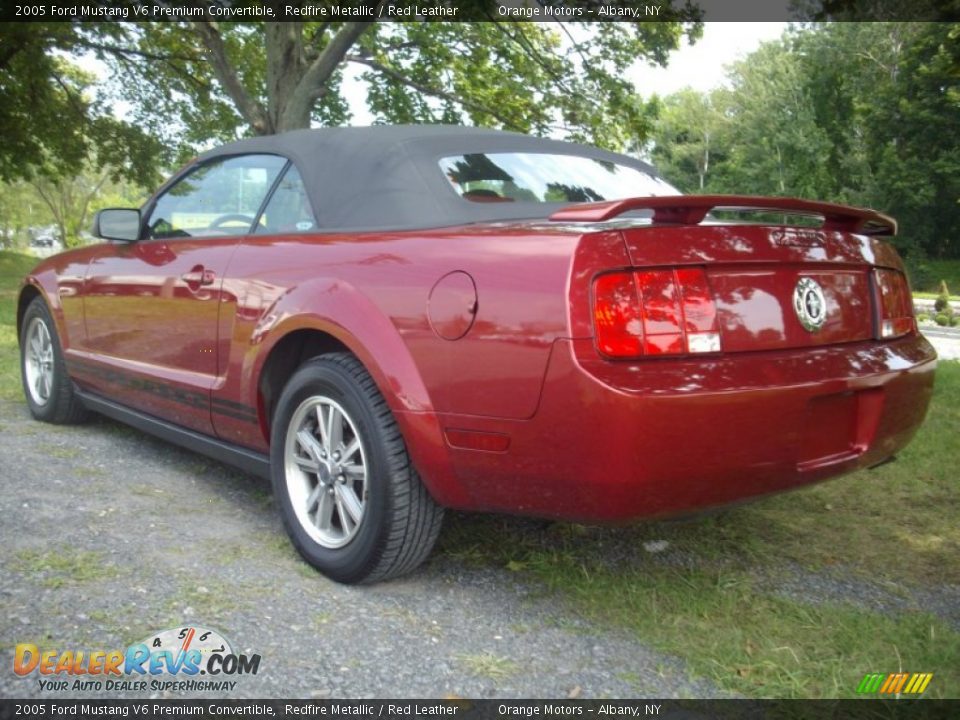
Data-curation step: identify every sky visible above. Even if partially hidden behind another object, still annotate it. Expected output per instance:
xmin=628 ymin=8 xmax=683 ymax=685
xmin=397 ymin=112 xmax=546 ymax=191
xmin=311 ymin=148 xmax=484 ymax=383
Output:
xmin=628 ymin=22 xmax=788 ymax=96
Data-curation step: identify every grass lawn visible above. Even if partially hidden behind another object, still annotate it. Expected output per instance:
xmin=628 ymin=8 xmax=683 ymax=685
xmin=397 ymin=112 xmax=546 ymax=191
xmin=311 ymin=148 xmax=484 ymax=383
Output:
xmin=2 ymin=249 xmax=957 ymax=698
xmin=914 ymin=258 xmax=960 ymax=298
xmin=0 ymin=251 xmax=38 ymax=400
xmin=439 ymin=363 xmax=960 ymax=697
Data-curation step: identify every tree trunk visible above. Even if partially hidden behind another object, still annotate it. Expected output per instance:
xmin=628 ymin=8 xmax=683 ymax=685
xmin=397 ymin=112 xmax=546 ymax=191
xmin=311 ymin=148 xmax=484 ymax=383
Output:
xmin=265 ymin=23 xmax=306 ymax=133
xmin=278 ymin=22 xmax=372 ymax=132
xmin=776 ymin=144 xmax=785 ymax=194
xmin=700 ymin=130 xmax=710 ymax=191
xmin=194 ymin=21 xmax=373 ymax=135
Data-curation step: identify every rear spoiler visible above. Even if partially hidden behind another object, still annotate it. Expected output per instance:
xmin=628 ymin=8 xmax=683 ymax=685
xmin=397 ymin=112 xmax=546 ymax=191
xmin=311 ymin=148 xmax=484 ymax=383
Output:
xmin=549 ymin=195 xmax=897 ymax=236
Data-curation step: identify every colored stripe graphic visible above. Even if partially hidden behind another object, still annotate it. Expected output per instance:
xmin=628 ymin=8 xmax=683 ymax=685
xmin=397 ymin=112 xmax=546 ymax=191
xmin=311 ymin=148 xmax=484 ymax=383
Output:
xmin=915 ymin=673 xmax=933 ymax=694
xmin=891 ymin=673 xmax=909 ymax=694
xmin=860 ymin=672 xmax=933 ymax=694
xmin=880 ymin=674 xmax=897 ymax=693
xmin=857 ymin=673 xmax=885 ymax=693
xmin=904 ymin=674 xmax=920 ymax=693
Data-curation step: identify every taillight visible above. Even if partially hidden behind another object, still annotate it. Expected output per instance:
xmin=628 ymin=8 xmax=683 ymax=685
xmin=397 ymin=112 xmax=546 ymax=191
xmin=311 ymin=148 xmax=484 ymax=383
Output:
xmin=593 ymin=272 xmax=644 ymax=356
xmin=874 ymin=268 xmax=914 ymax=339
xmin=593 ymin=268 xmax=721 ymax=358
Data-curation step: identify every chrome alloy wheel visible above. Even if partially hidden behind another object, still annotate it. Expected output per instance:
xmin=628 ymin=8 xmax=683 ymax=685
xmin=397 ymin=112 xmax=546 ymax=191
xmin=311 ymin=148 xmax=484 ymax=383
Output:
xmin=284 ymin=395 xmax=368 ymax=549
xmin=24 ymin=317 xmax=55 ymax=406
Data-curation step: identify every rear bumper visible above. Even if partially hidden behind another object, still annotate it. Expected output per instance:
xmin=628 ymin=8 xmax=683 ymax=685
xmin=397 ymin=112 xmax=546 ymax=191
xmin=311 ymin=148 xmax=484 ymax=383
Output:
xmin=442 ymin=334 xmax=937 ymax=521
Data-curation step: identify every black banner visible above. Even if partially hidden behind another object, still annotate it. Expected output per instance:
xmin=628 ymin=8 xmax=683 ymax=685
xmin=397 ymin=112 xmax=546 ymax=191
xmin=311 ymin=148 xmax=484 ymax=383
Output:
xmin=2 ymin=700 xmax=960 ymax=720
xmin=1 ymin=0 xmax=958 ymax=24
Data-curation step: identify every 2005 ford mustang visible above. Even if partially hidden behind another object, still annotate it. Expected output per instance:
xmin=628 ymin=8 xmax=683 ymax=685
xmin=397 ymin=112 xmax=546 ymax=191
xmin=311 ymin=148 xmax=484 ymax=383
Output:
xmin=19 ymin=126 xmax=936 ymax=583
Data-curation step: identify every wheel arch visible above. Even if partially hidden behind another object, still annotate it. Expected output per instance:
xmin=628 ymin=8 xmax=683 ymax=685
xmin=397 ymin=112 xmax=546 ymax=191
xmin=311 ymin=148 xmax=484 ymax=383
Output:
xmin=17 ymin=282 xmax=47 ymax=338
xmin=248 ymin=288 xmax=466 ymax=508
xmin=256 ymin=327 xmax=352 ymax=436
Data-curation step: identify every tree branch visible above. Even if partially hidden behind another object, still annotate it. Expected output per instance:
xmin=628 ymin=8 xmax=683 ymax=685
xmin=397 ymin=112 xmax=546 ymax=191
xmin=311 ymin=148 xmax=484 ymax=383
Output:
xmin=280 ymin=21 xmax=374 ymax=130
xmin=49 ymin=69 xmax=89 ymax=125
xmin=71 ymin=38 xmax=200 ymax=64
xmin=191 ymin=20 xmax=270 ymax=133
xmin=309 ymin=21 xmax=332 ymax=51
xmin=346 ymin=55 xmax=528 ymax=131
xmin=0 ymin=34 xmax=29 ymax=71
xmin=490 ymin=21 xmax=579 ymax=99
xmin=299 ymin=21 xmax=372 ymax=99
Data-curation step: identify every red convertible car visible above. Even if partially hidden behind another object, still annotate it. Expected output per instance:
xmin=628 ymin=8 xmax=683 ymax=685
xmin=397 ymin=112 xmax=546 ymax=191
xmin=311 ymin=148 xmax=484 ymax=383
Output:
xmin=19 ymin=126 xmax=936 ymax=583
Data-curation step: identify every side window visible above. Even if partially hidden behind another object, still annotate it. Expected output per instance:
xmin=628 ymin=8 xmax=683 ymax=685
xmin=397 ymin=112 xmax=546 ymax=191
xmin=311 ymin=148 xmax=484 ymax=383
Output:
xmin=255 ymin=165 xmax=317 ymax=234
xmin=146 ymin=154 xmax=286 ymax=240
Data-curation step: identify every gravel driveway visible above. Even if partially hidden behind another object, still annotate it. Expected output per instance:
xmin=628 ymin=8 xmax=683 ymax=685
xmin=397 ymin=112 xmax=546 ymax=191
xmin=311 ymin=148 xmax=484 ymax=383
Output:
xmin=2 ymin=383 xmax=956 ymax=700
xmin=0 ymin=399 xmax=728 ymax=700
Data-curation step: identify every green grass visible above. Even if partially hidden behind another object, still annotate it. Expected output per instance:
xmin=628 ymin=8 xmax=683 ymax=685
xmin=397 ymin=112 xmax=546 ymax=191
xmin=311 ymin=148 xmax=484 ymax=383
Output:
xmin=10 ymin=549 xmax=123 ymax=588
xmin=457 ymin=653 xmax=519 ymax=682
xmin=437 ymin=365 xmax=960 ymax=698
xmin=0 ymin=251 xmax=36 ymax=399
xmin=0 ymin=250 xmax=38 ymax=278
xmin=914 ymin=259 xmax=960 ymax=297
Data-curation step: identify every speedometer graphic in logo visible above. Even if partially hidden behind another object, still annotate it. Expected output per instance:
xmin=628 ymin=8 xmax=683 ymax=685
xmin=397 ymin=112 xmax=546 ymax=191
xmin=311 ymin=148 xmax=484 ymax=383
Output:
xmin=138 ymin=626 xmax=233 ymax=668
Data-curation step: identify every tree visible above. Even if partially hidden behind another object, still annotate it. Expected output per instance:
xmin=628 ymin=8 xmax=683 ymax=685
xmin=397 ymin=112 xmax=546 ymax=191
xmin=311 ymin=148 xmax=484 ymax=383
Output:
xmin=793 ymin=22 xmax=960 ymax=259
xmin=719 ymin=38 xmax=834 ymax=198
xmin=0 ymin=23 xmax=165 ymax=186
xmin=651 ymin=22 xmax=960 ymax=262
xmin=0 ymin=181 xmax=47 ymax=249
xmin=649 ymin=89 xmax=726 ymax=191
xmin=31 ymin=6 xmax=701 ymax=158
xmin=0 ymin=163 xmax=147 ymax=248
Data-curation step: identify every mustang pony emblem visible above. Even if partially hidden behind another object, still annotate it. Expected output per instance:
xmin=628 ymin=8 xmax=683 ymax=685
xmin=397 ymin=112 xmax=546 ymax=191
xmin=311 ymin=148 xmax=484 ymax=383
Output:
xmin=794 ymin=277 xmax=827 ymax=331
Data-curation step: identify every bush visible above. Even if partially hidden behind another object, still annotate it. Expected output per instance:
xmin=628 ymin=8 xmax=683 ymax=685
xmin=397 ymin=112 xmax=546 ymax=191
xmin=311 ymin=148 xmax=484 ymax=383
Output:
xmin=917 ymin=312 xmax=931 ymax=323
xmin=934 ymin=280 xmax=953 ymax=314
xmin=935 ymin=313 xmax=951 ymax=326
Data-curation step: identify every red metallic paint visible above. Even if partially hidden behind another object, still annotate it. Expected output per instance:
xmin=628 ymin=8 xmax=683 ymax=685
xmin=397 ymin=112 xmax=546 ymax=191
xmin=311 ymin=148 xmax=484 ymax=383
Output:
xmin=79 ymin=237 xmax=240 ymax=435
xmin=550 ymin=194 xmax=898 ymax=235
xmin=440 ymin=335 xmax=934 ymax=520
xmin=20 ymin=205 xmax=936 ymax=523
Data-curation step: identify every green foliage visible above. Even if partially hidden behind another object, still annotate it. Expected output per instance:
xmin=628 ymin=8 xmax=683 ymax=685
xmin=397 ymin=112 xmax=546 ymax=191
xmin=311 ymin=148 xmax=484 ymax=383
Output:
xmin=651 ymin=22 xmax=960 ymax=260
xmin=60 ymin=16 xmax=700 ymax=158
xmin=916 ymin=260 xmax=960 ymax=295
xmin=935 ymin=281 xmax=953 ymax=314
xmin=907 ymin=260 xmax=934 ymax=293
xmin=935 ymin=312 xmax=951 ymax=326
xmin=649 ymin=89 xmax=725 ymax=192
xmin=0 ymin=166 xmax=147 ymax=248
xmin=0 ymin=23 xmax=166 ymax=186
xmin=0 ymin=251 xmax=36 ymax=399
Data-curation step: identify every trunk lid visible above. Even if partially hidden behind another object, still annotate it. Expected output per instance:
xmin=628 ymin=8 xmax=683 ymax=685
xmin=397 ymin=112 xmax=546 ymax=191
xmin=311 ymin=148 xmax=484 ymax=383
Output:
xmin=617 ymin=224 xmax=892 ymax=352
xmin=555 ymin=195 xmax=908 ymax=354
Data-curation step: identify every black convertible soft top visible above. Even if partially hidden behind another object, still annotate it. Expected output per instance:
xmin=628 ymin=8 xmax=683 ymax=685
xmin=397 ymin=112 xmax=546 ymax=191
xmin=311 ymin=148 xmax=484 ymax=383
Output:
xmin=196 ymin=125 xmax=666 ymax=232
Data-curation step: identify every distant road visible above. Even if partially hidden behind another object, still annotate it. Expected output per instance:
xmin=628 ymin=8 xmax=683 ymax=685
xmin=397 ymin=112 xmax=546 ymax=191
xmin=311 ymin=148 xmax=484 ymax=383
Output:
xmin=921 ymin=326 xmax=960 ymax=360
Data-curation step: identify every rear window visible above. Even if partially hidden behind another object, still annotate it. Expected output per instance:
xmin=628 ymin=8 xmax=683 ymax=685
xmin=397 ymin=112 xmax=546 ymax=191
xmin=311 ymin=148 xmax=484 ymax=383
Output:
xmin=439 ymin=152 xmax=679 ymax=204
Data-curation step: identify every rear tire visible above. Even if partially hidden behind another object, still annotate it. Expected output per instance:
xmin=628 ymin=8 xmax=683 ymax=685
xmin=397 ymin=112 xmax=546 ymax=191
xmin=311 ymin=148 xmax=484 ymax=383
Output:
xmin=269 ymin=353 xmax=443 ymax=584
xmin=20 ymin=297 xmax=88 ymax=424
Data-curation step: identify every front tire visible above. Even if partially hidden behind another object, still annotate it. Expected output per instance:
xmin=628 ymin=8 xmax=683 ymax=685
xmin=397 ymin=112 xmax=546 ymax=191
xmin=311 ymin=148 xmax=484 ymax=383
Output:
xmin=270 ymin=353 xmax=443 ymax=584
xmin=20 ymin=297 xmax=88 ymax=424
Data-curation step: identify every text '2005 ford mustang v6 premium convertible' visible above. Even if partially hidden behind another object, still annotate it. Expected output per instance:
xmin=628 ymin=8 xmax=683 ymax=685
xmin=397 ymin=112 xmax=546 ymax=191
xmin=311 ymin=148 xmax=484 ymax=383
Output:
xmin=19 ymin=126 xmax=936 ymax=583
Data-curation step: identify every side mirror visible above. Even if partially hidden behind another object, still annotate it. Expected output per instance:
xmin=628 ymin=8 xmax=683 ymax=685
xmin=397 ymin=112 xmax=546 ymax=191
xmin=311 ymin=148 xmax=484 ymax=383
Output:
xmin=92 ymin=208 xmax=141 ymax=242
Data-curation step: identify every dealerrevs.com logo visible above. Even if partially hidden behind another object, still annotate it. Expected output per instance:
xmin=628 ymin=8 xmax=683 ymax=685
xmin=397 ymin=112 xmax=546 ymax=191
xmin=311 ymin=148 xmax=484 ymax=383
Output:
xmin=14 ymin=626 xmax=261 ymax=693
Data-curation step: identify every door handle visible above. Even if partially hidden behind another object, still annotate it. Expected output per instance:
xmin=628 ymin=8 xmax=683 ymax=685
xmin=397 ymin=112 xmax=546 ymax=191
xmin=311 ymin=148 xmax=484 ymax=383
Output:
xmin=181 ymin=266 xmax=216 ymax=287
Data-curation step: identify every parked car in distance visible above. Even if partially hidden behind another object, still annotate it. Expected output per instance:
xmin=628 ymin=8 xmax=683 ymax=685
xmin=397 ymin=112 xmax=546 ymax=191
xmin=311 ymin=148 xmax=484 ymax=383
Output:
xmin=18 ymin=126 xmax=936 ymax=583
